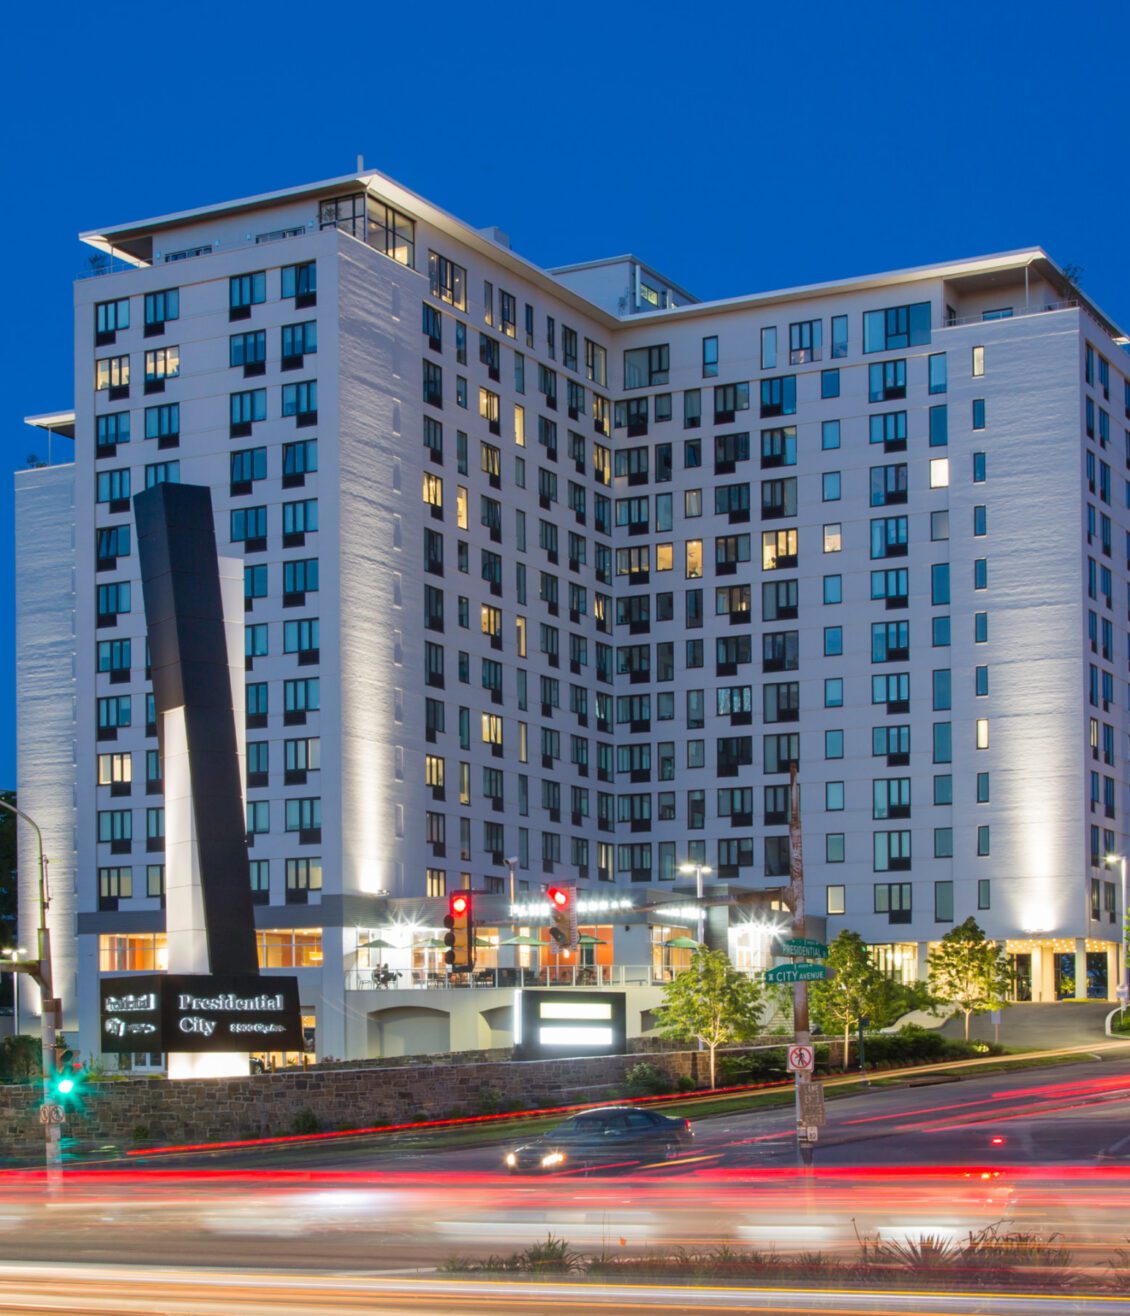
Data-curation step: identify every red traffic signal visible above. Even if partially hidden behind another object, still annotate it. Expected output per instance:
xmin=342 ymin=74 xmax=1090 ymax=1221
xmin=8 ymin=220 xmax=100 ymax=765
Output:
xmin=546 ymin=884 xmax=578 ymax=949
xmin=444 ymin=890 xmax=474 ymax=970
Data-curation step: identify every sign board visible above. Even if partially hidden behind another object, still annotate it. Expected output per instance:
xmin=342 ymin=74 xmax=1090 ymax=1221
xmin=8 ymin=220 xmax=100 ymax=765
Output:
xmin=765 ymin=963 xmax=835 ymax=984
xmin=38 ymin=1104 xmax=65 ymax=1125
xmin=798 ymin=1081 xmax=826 ymax=1128
xmin=100 ymin=974 xmax=304 ymax=1054
xmin=787 ymin=1044 xmax=814 ymax=1073
xmin=512 ymin=989 xmax=626 ymax=1061
xmin=777 ymin=937 xmax=828 ymax=959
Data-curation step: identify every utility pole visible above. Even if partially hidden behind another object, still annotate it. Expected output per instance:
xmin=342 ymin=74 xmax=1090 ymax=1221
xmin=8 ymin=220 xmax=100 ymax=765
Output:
xmin=0 ymin=800 xmax=61 ymax=1177
xmin=788 ymin=763 xmax=815 ymax=1168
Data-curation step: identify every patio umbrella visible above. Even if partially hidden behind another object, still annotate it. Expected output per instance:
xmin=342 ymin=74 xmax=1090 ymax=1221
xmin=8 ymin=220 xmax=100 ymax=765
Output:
xmin=664 ymin=936 xmax=701 ymax=950
xmin=357 ymin=938 xmax=397 ymax=951
xmin=499 ymin=934 xmax=543 ymax=946
xmin=577 ymin=933 xmax=606 ymax=945
xmin=415 ymin=937 xmax=448 ymax=949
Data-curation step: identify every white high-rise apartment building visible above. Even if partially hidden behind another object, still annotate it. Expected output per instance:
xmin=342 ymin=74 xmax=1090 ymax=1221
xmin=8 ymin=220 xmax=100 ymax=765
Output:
xmin=17 ymin=167 xmax=1130 ymax=1063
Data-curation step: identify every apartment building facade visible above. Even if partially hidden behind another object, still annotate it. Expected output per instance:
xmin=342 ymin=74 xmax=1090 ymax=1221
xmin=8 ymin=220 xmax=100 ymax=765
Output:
xmin=17 ymin=168 xmax=1130 ymax=1063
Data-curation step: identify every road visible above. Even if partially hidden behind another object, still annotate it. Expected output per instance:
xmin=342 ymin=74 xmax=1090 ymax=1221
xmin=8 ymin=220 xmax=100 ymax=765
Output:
xmin=0 ymin=1059 xmax=1129 ymax=1278
xmin=0 ymin=1265 xmax=1127 ymax=1316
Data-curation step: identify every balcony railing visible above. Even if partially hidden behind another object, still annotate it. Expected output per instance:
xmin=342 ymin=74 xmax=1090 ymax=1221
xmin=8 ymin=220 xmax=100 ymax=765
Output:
xmin=344 ymin=964 xmax=661 ymax=992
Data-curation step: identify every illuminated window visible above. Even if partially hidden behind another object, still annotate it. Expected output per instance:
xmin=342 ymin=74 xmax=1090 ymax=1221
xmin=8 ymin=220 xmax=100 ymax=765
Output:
xmin=656 ymin=543 xmax=673 ymax=571
xmin=425 ymin=754 xmax=445 ymax=787
xmin=514 ymin=404 xmax=525 ymax=446
xmin=823 ymin=524 xmax=842 ymax=554
xmin=929 ymin=458 xmax=949 ymax=488
xmin=99 ymin=933 xmax=167 ymax=972
xmin=256 ymin=928 xmax=323 ymax=969
xmin=685 ymin=540 xmax=703 ymax=578
xmin=972 ymin=345 xmax=985 ymax=377
xmin=976 ymin=718 xmax=989 ymax=750
xmin=422 ymin=472 xmax=443 ymax=510
xmin=481 ymin=713 xmax=503 ymax=746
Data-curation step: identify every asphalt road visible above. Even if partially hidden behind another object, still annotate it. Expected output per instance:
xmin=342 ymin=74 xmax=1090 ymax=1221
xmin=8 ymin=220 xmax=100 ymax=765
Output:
xmin=1 ymin=1057 xmax=1130 ymax=1280
xmin=1 ymin=1265 xmax=1126 ymax=1316
xmin=125 ymin=1052 xmax=1130 ymax=1173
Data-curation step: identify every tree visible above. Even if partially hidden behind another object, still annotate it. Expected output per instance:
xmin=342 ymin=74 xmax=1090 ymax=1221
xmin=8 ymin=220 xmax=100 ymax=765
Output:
xmin=809 ymin=930 xmax=897 ymax=1067
xmin=928 ymin=917 xmax=1011 ymax=1040
xmin=654 ymin=947 xmax=764 ymax=1089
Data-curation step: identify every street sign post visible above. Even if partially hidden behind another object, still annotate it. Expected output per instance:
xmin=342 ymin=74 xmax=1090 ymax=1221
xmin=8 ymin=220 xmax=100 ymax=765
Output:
xmin=765 ymin=963 xmax=835 ymax=984
xmin=798 ymin=1082 xmax=826 ymax=1138
xmin=37 ymin=1105 xmax=65 ymax=1126
xmin=787 ymin=1044 xmax=814 ymax=1073
xmin=777 ymin=937 xmax=829 ymax=959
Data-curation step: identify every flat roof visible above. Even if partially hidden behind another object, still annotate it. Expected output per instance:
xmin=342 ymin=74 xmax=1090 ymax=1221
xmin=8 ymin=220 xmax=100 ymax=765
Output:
xmin=24 ymin=411 xmax=76 ymax=440
xmin=78 ymin=169 xmax=1126 ymax=341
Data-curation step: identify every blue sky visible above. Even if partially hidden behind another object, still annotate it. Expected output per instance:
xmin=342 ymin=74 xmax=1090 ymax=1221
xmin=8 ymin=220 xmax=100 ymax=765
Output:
xmin=3 ymin=0 xmax=1127 ymax=786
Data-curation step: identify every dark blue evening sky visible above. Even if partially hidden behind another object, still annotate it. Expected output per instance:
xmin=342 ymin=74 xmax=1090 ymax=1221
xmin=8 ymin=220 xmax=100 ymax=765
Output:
xmin=3 ymin=0 xmax=1127 ymax=786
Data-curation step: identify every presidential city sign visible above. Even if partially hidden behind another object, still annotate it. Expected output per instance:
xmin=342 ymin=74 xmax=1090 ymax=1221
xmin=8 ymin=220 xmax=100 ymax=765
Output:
xmin=776 ymin=937 xmax=829 ymax=959
xmin=764 ymin=962 xmax=835 ymax=984
xmin=100 ymin=974 xmax=304 ymax=1053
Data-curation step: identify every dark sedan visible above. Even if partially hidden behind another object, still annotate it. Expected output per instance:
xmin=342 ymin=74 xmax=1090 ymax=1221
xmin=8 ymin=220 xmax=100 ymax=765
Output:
xmin=504 ymin=1105 xmax=694 ymax=1174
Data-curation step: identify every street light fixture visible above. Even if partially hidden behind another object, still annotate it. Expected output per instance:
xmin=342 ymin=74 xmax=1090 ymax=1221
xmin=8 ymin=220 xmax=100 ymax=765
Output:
xmin=1106 ymin=852 xmax=1128 ymax=1013
xmin=1 ymin=948 xmax=28 ymax=1035
xmin=678 ymin=862 xmax=713 ymax=946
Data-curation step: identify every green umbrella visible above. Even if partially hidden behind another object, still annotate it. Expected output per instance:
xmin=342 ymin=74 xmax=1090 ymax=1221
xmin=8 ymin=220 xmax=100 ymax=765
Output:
xmin=664 ymin=935 xmax=701 ymax=950
xmin=500 ymin=934 xmax=543 ymax=946
xmin=577 ymin=933 xmax=606 ymax=945
xmin=416 ymin=937 xmax=448 ymax=949
xmin=474 ymin=937 xmax=495 ymax=948
xmin=357 ymin=938 xmax=397 ymax=951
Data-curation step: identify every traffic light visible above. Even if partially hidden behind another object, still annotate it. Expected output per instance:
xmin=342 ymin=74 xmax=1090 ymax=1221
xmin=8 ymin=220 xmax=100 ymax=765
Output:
xmin=444 ymin=890 xmax=474 ymax=970
xmin=546 ymin=884 xmax=578 ymax=949
xmin=51 ymin=1047 xmax=84 ymax=1106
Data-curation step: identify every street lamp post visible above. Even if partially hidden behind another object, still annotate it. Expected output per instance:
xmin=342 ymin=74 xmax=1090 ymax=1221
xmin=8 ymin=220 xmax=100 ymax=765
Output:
xmin=1 ymin=948 xmax=27 ymax=1035
xmin=0 ymin=799 xmax=60 ymax=1172
xmin=1107 ymin=853 xmax=1128 ymax=1013
xmin=678 ymin=862 xmax=713 ymax=947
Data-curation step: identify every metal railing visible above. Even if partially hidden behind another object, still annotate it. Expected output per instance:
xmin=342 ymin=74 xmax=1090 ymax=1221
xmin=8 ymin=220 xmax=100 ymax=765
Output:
xmin=941 ymin=300 xmax=1078 ymax=329
xmin=344 ymin=964 xmax=662 ymax=992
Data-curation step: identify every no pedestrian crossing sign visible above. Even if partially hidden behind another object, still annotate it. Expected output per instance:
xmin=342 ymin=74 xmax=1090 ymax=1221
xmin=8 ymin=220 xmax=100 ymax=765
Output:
xmin=787 ymin=1044 xmax=814 ymax=1072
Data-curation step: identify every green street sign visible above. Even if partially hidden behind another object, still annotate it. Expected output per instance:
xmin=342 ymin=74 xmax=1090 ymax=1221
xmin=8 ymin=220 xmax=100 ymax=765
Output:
xmin=777 ymin=937 xmax=829 ymax=959
xmin=764 ymin=962 xmax=834 ymax=984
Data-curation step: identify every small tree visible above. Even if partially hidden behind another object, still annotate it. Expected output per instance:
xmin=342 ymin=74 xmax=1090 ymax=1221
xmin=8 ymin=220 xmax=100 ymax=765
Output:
xmin=809 ymin=930 xmax=896 ymax=1067
xmin=654 ymin=947 xmax=763 ymax=1088
xmin=928 ymin=916 xmax=1011 ymax=1040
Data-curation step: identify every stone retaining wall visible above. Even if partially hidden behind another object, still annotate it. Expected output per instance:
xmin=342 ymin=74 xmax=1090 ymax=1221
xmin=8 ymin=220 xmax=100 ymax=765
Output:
xmin=0 ymin=1048 xmax=711 ymax=1153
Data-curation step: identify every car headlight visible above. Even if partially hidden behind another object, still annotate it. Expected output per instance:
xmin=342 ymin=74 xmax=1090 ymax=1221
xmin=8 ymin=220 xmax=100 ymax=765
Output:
xmin=505 ymin=1152 xmax=517 ymax=1167
xmin=540 ymin=1151 xmax=566 ymax=1168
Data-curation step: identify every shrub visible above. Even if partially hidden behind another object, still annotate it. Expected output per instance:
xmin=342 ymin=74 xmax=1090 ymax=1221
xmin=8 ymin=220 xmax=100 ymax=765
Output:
xmin=291 ymin=1108 xmax=321 ymax=1135
xmin=130 ymin=1124 xmax=151 ymax=1143
xmin=0 ymin=1035 xmax=40 ymax=1083
xmin=476 ymin=1087 xmax=504 ymax=1115
xmin=624 ymin=1061 xmax=672 ymax=1097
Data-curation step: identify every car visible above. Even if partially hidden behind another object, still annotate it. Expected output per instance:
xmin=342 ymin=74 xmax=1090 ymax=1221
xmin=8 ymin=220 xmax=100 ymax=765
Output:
xmin=503 ymin=1105 xmax=694 ymax=1175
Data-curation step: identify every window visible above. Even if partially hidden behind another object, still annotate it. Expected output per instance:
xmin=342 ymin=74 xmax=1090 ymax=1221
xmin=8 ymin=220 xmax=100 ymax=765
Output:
xmin=826 ymin=884 xmax=845 ymax=914
xmin=762 ymin=528 xmax=797 ymax=569
xmin=870 ymin=516 xmax=907 ymax=559
xmin=585 ymin=339 xmax=607 ymax=386
xmin=976 ymin=718 xmax=989 ymax=750
xmin=789 ymin=318 xmax=822 ymax=365
xmin=95 ymin=355 xmax=130 ymax=392
xmin=874 ymin=831 xmax=912 ymax=872
xmin=623 ymin=344 xmax=670 ymax=388
xmin=823 ymin=574 xmax=842 ymax=604
xmin=281 ymin=320 xmax=317 ymax=362
xmin=930 ymin=457 xmax=949 ymax=488
xmin=428 ymin=250 xmax=466 ymax=309
xmin=95 ymin=297 xmax=129 ymax=339
xmin=863 ymin=302 xmax=930 ymax=353
xmin=935 ymin=881 xmax=954 ymax=923
xmin=702 ymin=336 xmax=718 ymax=378
xmin=281 ymin=262 xmax=316 ymax=302
xmin=972 ymin=345 xmax=985 ymax=377
xmin=760 ymin=375 xmax=796 ymax=418
xmin=145 ymin=460 xmax=179 ymax=487
xmin=928 ymin=352 xmax=947 ymax=394
xmin=821 ymin=368 xmax=840 ymax=399
xmin=822 ymin=419 xmax=841 ymax=450
xmin=95 ymin=412 xmax=130 ymax=453
xmin=868 ymin=359 xmax=907 ymax=402
xmin=229 ymin=271 xmax=266 ymax=314
xmin=230 ymin=446 xmax=267 ymax=488
xmin=144 ymin=403 xmax=179 ymax=443
xmin=230 ymin=387 xmax=268 ymax=432
xmin=144 ymin=288 xmax=179 ymax=329
xmin=282 ymin=380 xmax=318 ymax=422
xmin=972 ymin=398 xmax=986 ymax=430
xmin=823 ymin=524 xmax=842 ymax=553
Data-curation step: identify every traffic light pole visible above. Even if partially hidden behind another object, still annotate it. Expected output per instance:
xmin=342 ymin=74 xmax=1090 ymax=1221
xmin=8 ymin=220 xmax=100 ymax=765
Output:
xmin=788 ymin=765 xmax=814 ymax=1170
xmin=0 ymin=800 xmax=61 ymax=1177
